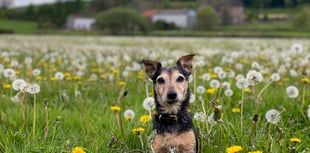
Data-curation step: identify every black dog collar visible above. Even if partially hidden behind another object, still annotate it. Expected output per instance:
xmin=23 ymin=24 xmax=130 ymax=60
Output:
xmin=155 ymin=113 xmax=178 ymax=124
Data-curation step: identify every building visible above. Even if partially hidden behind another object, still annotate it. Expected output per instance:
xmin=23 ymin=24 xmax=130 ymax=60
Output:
xmin=151 ymin=9 xmax=196 ymax=30
xmin=66 ymin=15 xmax=95 ymax=31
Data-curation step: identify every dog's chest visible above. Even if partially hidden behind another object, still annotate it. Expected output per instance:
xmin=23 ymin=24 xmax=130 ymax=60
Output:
xmin=152 ymin=130 xmax=196 ymax=153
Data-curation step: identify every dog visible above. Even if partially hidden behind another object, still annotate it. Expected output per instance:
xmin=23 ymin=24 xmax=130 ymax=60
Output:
xmin=141 ymin=54 xmax=197 ymax=153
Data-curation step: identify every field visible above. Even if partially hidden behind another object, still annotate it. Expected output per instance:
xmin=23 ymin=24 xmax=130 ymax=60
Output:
xmin=0 ymin=35 xmax=309 ymax=153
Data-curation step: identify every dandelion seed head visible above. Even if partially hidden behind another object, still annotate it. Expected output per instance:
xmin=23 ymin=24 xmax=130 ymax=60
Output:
xmin=265 ymin=109 xmax=281 ymax=124
xmin=194 ymin=112 xmax=206 ymax=122
xmin=270 ymin=73 xmax=280 ymax=82
xmin=210 ymin=79 xmax=220 ymax=89
xmin=12 ymin=79 xmax=27 ymax=91
xmin=196 ymin=85 xmax=206 ymax=94
xmin=25 ymin=83 xmax=40 ymax=94
xmin=3 ymin=68 xmax=16 ymax=78
xmin=201 ymin=73 xmax=211 ymax=81
xmin=55 ymin=72 xmax=65 ymax=80
xmin=236 ymin=78 xmax=249 ymax=89
xmin=32 ymin=69 xmax=41 ymax=76
xmin=189 ymin=93 xmax=195 ymax=103
xmin=143 ymin=97 xmax=155 ymax=111
xmin=246 ymin=70 xmax=264 ymax=85
xmin=286 ymin=85 xmax=299 ymax=98
xmin=124 ymin=109 xmax=135 ymax=121
xmin=224 ymin=89 xmax=233 ymax=97
xmin=291 ymin=44 xmax=303 ymax=54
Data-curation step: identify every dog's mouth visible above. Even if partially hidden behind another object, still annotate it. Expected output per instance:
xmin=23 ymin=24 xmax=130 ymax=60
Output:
xmin=167 ymin=99 xmax=178 ymax=104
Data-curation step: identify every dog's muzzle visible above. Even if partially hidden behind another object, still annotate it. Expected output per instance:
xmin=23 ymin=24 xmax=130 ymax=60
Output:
xmin=167 ymin=91 xmax=177 ymax=104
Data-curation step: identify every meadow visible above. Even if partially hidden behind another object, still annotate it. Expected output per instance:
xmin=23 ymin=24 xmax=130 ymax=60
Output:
xmin=0 ymin=35 xmax=309 ymax=153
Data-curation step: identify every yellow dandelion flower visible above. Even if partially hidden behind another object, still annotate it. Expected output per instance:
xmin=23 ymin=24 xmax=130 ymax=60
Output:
xmin=248 ymin=151 xmax=263 ymax=153
xmin=111 ymin=106 xmax=121 ymax=112
xmin=137 ymin=71 xmax=145 ymax=79
xmin=72 ymin=146 xmax=86 ymax=153
xmin=244 ymin=88 xmax=251 ymax=93
xmin=241 ymin=59 xmax=247 ymax=64
xmin=119 ymin=81 xmax=126 ymax=86
xmin=283 ymin=78 xmax=289 ymax=82
xmin=111 ymin=69 xmax=119 ymax=75
xmin=132 ymin=127 xmax=145 ymax=135
xmin=36 ymin=76 xmax=43 ymax=80
xmin=226 ymin=145 xmax=243 ymax=153
xmin=290 ymin=138 xmax=301 ymax=143
xmin=232 ymin=108 xmax=240 ymax=113
xmin=50 ymin=77 xmax=56 ymax=81
xmin=211 ymin=74 xmax=217 ymax=78
xmin=73 ymin=76 xmax=82 ymax=81
xmin=140 ymin=115 xmax=151 ymax=124
xmin=207 ymin=88 xmax=217 ymax=94
xmin=301 ymin=77 xmax=309 ymax=84
xmin=64 ymin=72 xmax=71 ymax=77
xmin=3 ymin=84 xmax=11 ymax=89
xmin=66 ymin=76 xmax=73 ymax=81
xmin=277 ymin=82 xmax=283 ymax=86
xmin=15 ymin=70 xmax=20 ymax=75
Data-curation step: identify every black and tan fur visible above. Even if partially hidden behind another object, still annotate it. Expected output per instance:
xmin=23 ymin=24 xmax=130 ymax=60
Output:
xmin=141 ymin=54 xmax=196 ymax=153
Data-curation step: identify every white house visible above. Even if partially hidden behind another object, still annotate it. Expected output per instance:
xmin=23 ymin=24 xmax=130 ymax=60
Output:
xmin=66 ymin=15 xmax=95 ymax=31
xmin=151 ymin=9 xmax=196 ymax=30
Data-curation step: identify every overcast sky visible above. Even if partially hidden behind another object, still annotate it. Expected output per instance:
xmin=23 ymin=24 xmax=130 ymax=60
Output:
xmin=12 ymin=0 xmax=57 ymax=7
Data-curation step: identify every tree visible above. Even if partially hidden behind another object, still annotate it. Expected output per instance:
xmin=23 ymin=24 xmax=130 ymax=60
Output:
xmin=94 ymin=7 xmax=149 ymax=34
xmin=0 ymin=0 xmax=12 ymax=9
xmin=90 ymin=0 xmax=132 ymax=13
xmin=292 ymin=6 xmax=310 ymax=30
xmin=196 ymin=6 xmax=218 ymax=30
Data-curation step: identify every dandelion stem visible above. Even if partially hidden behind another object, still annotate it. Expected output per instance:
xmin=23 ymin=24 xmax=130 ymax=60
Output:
xmin=32 ymin=94 xmax=36 ymax=144
xmin=79 ymin=96 xmax=88 ymax=136
xmin=302 ymin=84 xmax=306 ymax=108
xmin=138 ymin=134 xmax=144 ymax=149
xmin=44 ymin=100 xmax=49 ymax=139
xmin=145 ymin=80 xmax=149 ymax=97
xmin=256 ymin=81 xmax=273 ymax=113
xmin=240 ymin=89 xmax=244 ymax=136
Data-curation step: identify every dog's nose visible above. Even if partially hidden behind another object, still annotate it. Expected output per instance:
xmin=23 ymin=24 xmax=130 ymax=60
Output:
xmin=167 ymin=91 xmax=177 ymax=100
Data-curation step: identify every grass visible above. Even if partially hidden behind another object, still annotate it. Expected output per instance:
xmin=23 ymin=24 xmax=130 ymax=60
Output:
xmin=0 ymin=35 xmax=309 ymax=153
xmin=0 ymin=19 xmax=38 ymax=34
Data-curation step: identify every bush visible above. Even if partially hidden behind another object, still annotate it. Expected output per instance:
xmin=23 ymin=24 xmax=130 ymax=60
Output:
xmin=292 ymin=6 xmax=310 ymax=30
xmin=94 ymin=7 xmax=149 ymax=34
xmin=196 ymin=6 xmax=218 ymax=30
xmin=153 ymin=20 xmax=178 ymax=30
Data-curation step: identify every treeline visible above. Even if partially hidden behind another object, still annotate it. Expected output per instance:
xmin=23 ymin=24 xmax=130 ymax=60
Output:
xmin=5 ymin=0 xmax=83 ymax=29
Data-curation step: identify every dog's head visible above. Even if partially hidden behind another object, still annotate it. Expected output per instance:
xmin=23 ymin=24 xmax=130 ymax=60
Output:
xmin=141 ymin=54 xmax=195 ymax=114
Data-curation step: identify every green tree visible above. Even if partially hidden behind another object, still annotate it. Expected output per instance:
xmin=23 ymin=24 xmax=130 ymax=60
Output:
xmin=292 ymin=6 xmax=310 ymax=30
xmin=196 ymin=6 xmax=218 ymax=30
xmin=94 ymin=7 xmax=149 ymax=34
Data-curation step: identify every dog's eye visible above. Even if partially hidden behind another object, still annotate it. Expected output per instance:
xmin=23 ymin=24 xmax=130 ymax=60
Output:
xmin=176 ymin=76 xmax=185 ymax=82
xmin=157 ymin=78 xmax=165 ymax=84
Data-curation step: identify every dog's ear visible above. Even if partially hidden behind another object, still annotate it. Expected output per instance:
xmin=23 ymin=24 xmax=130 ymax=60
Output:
xmin=176 ymin=54 xmax=195 ymax=74
xmin=141 ymin=59 xmax=162 ymax=79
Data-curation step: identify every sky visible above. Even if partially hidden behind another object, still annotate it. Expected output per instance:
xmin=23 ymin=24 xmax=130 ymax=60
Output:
xmin=11 ymin=0 xmax=57 ymax=7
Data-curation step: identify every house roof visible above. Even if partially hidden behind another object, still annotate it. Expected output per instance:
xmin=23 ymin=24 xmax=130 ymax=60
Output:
xmin=143 ymin=9 xmax=159 ymax=17
xmin=157 ymin=9 xmax=194 ymax=15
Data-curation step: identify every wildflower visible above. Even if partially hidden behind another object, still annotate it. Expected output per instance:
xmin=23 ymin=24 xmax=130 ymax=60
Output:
xmin=124 ymin=109 xmax=135 ymax=121
xmin=248 ymin=151 xmax=263 ymax=153
xmin=196 ymin=85 xmax=206 ymax=94
xmin=236 ymin=78 xmax=249 ymax=89
xmin=244 ymin=88 xmax=251 ymax=93
xmin=3 ymin=68 xmax=16 ymax=78
xmin=232 ymin=108 xmax=240 ymax=113
xmin=218 ymin=71 xmax=227 ymax=79
xmin=265 ymin=109 xmax=281 ymax=124
xmin=12 ymin=79 xmax=27 ymax=91
xmin=55 ymin=72 xmax=64 ymax=80
xmin=228 ymin=70 xmax=235 ymax=78
xmin=194 ymin=112 xmax=206 ymax=122
xmin=189 ymin=93 xmax=195 ymax=103
xmin=289 ymin=69 xmax=298 ymax=77
xmin=111 ymin=69 xmax=119 ymax=75
xmin=143 ymin=97 xmax=155 ymax=111
xmin=210 ymin=79 xmax=220 ymax=89
xmin=132 ymin=127 xmax=145 ymax=135
xmin=301 ymin=77 xmax=309 ymax=84
xmin=11 ymin=92 xmax=21 ymax=104
xmin=140 ymin=115 xmax=151 ymax=124
xmin=290 ymin=138 xmax=301 ymax=143
xmin=207 ymin=88 xmax=217 ymax=94
xmin=89 ymin=74 xmax=98 ymax=81
xmin=291 ymin=44 xmax=303 ymax=54
xmin=72 ymin=146 xmax=86 ymax=153
xmin=32 ymin=69 xmax=41 ymax=76
xmin=213 ymin=66 xmax=223 ymax=74
xmin=224 ymin=89 xmax=233 ymax=97
xmin=3 ymin=83 xmax=11 ymax=89
xmin=270 ymin=73 xmax=280 ymax=82
xmin=221 ymin=82 xmax=231 ymax=90
xmin=246 ymin=70 xmax=264 ymax=85
xmin=25 ymin=83 xmax=40 ymax=94
xmin=137 ymin=71 xmax=145 ymax=79
xmin=226 ymin=145 xmax=243 ymax=153
xmin=118 ymin=81 xmax=126 ymax=86
xmin=201 ymin=73 xmax=211 ymax=81
xmin=286 ymin=86 xmax=299 ymax=98
xmin=110 ymin=106 xmax=121 ymax=112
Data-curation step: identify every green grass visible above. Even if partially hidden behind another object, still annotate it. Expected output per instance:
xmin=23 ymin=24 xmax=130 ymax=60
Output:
xmin=0 ymin=19 xmax=38 ymax=34
xmin=0 ymin=35 xmax=309 ymax=153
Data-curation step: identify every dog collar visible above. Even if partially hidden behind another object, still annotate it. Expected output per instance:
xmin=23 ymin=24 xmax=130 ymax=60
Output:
xmin=155 ymin=113 xmax=178 ymax=124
